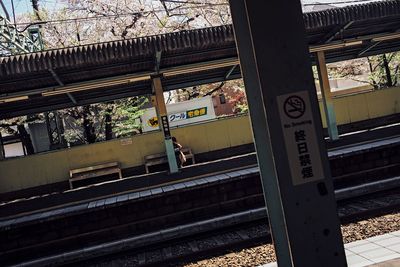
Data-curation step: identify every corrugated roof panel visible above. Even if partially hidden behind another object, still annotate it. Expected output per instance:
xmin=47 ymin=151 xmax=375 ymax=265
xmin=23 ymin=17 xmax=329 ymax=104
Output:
xmin=0 ymin=0 xmax=399 ymax=90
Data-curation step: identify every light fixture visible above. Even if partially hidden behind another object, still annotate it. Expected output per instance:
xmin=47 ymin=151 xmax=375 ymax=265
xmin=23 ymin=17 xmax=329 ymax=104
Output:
xmin=372 ymin=33 xmax=400 ymax=42
xmin=42 ymin=75 xmax=151 ymax=96
xmin=309 ymin=40 xmax=363 ymax=53
xmin=164 ymin=58 xmax=239 ymax=77
xmin=0 ymin=95 xmax=29 ymax=104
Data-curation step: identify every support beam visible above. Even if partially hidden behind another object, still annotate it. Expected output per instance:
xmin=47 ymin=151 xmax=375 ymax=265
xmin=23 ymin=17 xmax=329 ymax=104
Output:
xmin=49 ymin=69 xmax=64 ymax=86
xmin=152 ymin=76 xmax=179 ymax=173
xmin=224 ymin=64 xmax=238 ymax=79
xmin=316 ymin=51 xmax=339 ymax=141
xmin=321 ymin=21 xmax=354 ymax=44
xmin=357 ymin=28 xmax=400 ymax=57
xmin=49 ymin=68 xmax=78 ymax=104
xmin=229 ymin=1 xmax=346 ymax=266
xmin=358 ymin=41 xmax=381 ymax=57
xmin=46 ymin=69 xmax=69 ymax=148
xmin=66 ymin=93 xmax=78 ymax=104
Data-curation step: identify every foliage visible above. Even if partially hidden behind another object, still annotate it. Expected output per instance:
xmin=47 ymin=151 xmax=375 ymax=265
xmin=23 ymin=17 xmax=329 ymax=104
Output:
xmin=60 ymin=105 xmax=102 ymax=144
xmin=22 ymin=0 xmax=231 ymax=48
xmin=168 ymin=79 xmax=248 ymax=115
xmin=0 ymin=115 xmax=43 ymax=135
xmin=328 ymin=58 xmax=368 ymax=79
xmin=367 ymin=53 xmax=400 ymax=88
xmin=113 ymin=97 xmax=149 ymax=137
xmin=325 ymin=53 xmax=400 ymax=89
xmin=60 ymin=97 xmax=148 ymax=144
xmin=2 ymin=0 xmax=234 ymax=149
xmin=31 ymin=0 xmax=231 ymax=144
xmin=230 ymin=89 xmax=248 ymax=114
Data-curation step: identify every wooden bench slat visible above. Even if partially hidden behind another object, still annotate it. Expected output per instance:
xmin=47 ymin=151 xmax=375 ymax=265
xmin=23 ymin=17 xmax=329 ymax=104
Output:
xmin=145 ymin=158 xmax=168 ymax=166
xmin=69 ymin=162 xmax=122 ymax=189
xmin=70 ymin=167 xmax=121 ymax=181
xmin=144 ymin=153 xmax=166 ymax=160
xmin=70 ymin=162 xmax=119 ymax=176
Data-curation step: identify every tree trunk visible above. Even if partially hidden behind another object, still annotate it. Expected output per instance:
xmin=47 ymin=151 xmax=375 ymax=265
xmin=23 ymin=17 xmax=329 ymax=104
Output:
xmin=31 ymin=0 xmax=41 ymax=20
xmin=82 ymin=106 xmax=97 ymax=144
xmin=105 ymin=107 xmax=113 ymax=140
xmin=17 ymin=124 xmax=35 ymax=155
xmin=382 ymin=54 xmax=393 ymax=87
xmin=0 ymin=131 xmax=5 ymax=159
xmin=367 ymin=57 xmax=378 ymax=88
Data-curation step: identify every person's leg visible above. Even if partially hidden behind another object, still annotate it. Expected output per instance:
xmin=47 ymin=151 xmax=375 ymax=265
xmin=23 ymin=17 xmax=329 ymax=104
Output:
xmin=175 ymin=155 xmax=182 ymax=168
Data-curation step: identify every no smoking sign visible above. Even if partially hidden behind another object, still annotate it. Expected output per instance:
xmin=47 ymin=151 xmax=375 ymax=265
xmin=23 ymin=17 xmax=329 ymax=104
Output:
xmin=284 ymin=95 xmax=306 ymax=119
xmin=277 ymin=90 xmax=324 ymax=185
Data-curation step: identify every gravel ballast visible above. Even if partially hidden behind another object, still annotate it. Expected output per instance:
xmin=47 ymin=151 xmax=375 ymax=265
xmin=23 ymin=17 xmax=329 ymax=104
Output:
xmin=184 ymin=212 xmax=400 ymax=267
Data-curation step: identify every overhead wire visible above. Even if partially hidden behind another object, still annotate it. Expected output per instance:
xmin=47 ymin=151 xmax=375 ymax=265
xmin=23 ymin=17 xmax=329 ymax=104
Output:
xmin=12 ymin=0 xmax=383 ymax=27
xmin=13 ymin=3 xmax=230 ymax=26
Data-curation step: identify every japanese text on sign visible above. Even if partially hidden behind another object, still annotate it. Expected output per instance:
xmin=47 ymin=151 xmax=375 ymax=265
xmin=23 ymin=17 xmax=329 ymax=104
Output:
xmin=161 ymin=115 xmax=171 ymax=138
xmin=147 ymin=107 xmax=208 ymax=128
xmin=186 ymin=107 xmax=207 ymax=118
xmin=278 ymin=90 xmax=324 ymax=185
xmin=169 ymin=112 xmax=187 ymax=122
xmin=295 ymin=130 xmax=314 ymax=179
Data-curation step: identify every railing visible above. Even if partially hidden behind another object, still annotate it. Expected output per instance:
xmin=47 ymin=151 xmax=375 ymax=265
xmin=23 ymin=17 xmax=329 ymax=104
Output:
xmin=0 ymin=15 xmax=42 ymax=56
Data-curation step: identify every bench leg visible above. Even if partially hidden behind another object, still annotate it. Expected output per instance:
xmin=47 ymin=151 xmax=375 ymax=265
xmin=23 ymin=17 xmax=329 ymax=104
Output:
xmin=118 ymin=170 xmax=123 ymax=179
xmin=69 ymin=180 xmax=73 ymax=189
xmin=145 ymin=165 xmax=149 ymax=174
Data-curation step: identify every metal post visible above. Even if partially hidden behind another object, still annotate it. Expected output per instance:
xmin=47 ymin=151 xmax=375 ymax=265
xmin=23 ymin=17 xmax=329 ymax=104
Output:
xmin=0 ymin=131 xmax=5 ymax=160
xmin=229 ymin=1 xmax=347 ymax=266
xmin=152 ymin=76 xmax=179 ymax=173
xmin=316 ymin=51 xmax=339 ymax=140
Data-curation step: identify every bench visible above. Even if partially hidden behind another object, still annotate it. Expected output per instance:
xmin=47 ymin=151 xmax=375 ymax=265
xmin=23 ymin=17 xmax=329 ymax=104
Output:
xmin=144 ymin=147 xmax=195 ymax=173
xmin=69 ymin=162 xmax=122 ymax=189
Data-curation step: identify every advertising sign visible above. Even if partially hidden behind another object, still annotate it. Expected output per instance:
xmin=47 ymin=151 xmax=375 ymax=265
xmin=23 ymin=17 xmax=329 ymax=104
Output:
xmin=141 ymin=96 xmax=216 ymax=132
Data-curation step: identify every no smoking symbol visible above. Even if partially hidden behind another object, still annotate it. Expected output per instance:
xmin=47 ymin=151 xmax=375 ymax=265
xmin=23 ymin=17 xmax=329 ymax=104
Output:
xmin=284 ymin=95 xmax=305 ymax=119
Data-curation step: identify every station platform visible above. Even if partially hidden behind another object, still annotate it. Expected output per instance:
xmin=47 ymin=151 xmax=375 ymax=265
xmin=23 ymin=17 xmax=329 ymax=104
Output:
xmin=261 ymin=230 xmax=400 ymax=267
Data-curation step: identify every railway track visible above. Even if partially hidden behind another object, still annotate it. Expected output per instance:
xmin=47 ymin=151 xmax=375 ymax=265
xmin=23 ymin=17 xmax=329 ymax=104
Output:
xmin=7 ymin=175 xmax=399 ymax=267
xmin=82 ymin=183 xmax=400 ymax=267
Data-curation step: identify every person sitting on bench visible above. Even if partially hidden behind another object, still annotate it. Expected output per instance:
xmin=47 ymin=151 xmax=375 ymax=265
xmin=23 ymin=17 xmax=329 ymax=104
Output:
xmin=172 ymin=136 xmax=186 ymax=168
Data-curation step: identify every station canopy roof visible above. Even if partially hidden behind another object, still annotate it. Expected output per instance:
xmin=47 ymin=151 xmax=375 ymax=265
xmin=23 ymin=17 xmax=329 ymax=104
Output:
xmin=1 ymin=0 xmax=400 ymax=119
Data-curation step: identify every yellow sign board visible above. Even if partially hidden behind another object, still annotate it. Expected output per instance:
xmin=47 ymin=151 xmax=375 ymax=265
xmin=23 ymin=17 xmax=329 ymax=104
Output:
xmin=147 ymin=107 xmax=208 ymax=128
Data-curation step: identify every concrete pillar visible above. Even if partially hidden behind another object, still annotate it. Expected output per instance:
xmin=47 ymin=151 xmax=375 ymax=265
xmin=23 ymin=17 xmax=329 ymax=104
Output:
xmin=229 ymin=0 xmax=346 ymax=266
xmin=152 ymin=76 xmax=179 ymax=173
xmin=316 ymin=51 xmax=339 ymax=140
xmin=229 ymin=1 xmax=292 ymax=265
